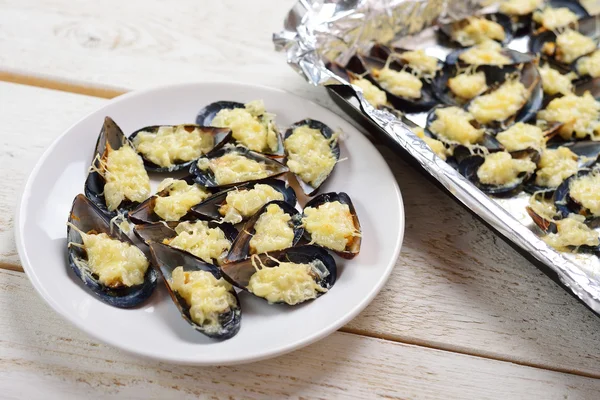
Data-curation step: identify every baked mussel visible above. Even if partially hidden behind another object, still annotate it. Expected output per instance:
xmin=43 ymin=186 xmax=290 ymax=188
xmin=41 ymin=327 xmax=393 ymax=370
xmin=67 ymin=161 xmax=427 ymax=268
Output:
xmin=445 ymin=41 xmax=536 ymax=67
xmin=129 ymin=124 xmax=232 ymax=172
xmin=498 ymin=0 xmax=544 ymax=34
xmin=84 ymin=116 xmax=151 ymax=216
xmin=438 ymin=13 xmax=513 ymax=48
xmin=220 ymin=245 xmax=336 ymax=305
xmin=190 ymin=145 xmax=289 ymax=189
xmin=554 ymin=168 xmax=600 ymax=223
xmin=196 ymin=100 xmax=284 ymax=156
xmin=283 ymin=119 xmax=340 ymax=196
xmin=149 ymin=243 xmax=241 ymax=339
xmin=369 ymin=44 xmax=442 ymax=79
xmin=134 ymin=220 xmax=238 ymax=265
xmin=225 ymin=200 xmax=304 ymax=263
xmin=67 ymin=194 xmax=158 ymax=308
xmin=531 ymin=0 xmax=590 ymax=34
xmin=191 ymin=178 xmax=297 ymax=224
xmin=302 ymin=192 xmax=361 ymax=259
xmin=128 ymin=176 xmax=213 ymax=224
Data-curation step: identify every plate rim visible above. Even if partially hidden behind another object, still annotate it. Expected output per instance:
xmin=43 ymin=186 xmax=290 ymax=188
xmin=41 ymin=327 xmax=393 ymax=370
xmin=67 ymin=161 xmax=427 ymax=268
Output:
xmin=14 ymin=81 xmax=405 ymax=366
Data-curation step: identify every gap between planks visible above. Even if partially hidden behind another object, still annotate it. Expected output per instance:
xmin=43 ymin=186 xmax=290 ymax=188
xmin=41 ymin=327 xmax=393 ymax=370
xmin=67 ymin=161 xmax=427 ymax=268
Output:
xmin=3 ymin=72 xmax=600 ymax=382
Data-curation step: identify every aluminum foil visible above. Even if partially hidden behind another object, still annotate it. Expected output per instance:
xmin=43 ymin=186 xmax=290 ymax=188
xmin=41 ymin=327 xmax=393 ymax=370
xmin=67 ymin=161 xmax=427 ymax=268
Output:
xmin=274 ymin=0 xmax=600 ymax=313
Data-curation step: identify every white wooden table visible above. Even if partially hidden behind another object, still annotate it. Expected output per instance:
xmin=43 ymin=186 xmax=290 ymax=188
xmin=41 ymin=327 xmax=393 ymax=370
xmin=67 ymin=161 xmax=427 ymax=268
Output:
xmin=1 ymin=1 xmax=600 ymax=398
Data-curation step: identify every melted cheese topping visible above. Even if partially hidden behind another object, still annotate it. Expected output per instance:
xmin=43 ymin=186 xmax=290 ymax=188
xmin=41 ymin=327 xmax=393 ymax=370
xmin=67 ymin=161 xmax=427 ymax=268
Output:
xmin=351 ymin=78 xmax=387 ymax=108
xmin=249 ymin=204 xmax=294 ymax=254
xmin=448 ymin=71 xmax=488 ymax=100
xmin=132 ymin=125 xmax=215 ymax=168
xmin=413 ymin=126 xmax=447 ymax=160
xmin=496 ymin=123 xmax=545 ymax=152
xmin=219 ymin=184 xmax=284 ymax=224
xmin=537 ymin=92 xmax=600 ymax=140
xmin=569 ymin=172 xmax=600 ymax=216
xmin=211 ymin=100 xmax=279 ymax=152
xmin=302 ymin=201 xmax=358 ymax=252
xmin=170 ymin=267 xmax=236 ymax=333
xmin=247 ymin=260 xmax=327 ymax=305
xmin=429 ymin=107 xmax=484 ymax=145
xmin=547 ymin=30 xmax=596 ymax=64
xmin=154 ymin=179 xmax=210 ymax=221
xmin=533 ymin=7 xmax=579 ymax=30
xmin=80 ymin=232 xmax=149 ymax=288
xmin=102 ymin=144 xmax=151 ymax=211
xmin=535 ymin=147 xmax=578 ymax=188
xmin=373 ymin=68 xmax=422 ymax=99
xmin=468 ymin=79 xmax=528 ymax=124
xmin=577 ymin=50 xmax=600 ymax=78
xmin=452 ymin=17 xmax=505 ymax=46
xmin=529 ymin=195 xmax=559 ymax=221
xmin=197 ymin=152 xmax=270 ymax=185
xmin=499 ymin=0 xmax=542 ymax=15
xmin=539 ymin=64 xmax=575 ymax=95
xmin=284 ymin=125 xmax=336 ymax=187
xmin=459 ymin=40 xmax=512 ymax=65
xmin=165 ymin=221 xmax=231 ymax=264
xmin=543 ymin=215 xmax=599 ymax=249
xmin=399 ymin=50 xmax=439 ymax=75
xmin=476 ymin=152 xmax=536 ymax=186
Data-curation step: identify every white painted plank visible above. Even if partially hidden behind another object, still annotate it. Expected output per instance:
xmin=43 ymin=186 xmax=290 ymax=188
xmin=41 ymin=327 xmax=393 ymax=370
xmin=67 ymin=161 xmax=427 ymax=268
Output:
xmin=1 ymin=82 xmax=600 ymax=377
xmin=2 ymin=269 xmax=599 ymax=400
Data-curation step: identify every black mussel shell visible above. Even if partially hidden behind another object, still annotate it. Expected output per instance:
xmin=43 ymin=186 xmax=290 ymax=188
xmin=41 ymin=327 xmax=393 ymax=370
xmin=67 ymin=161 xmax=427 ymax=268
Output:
xmin=190 ymin=178 xmax=297 ymax=222
xmin=438 ymin=13 xmax=514 ymax=47
xmin=149 ymin=243 xmax=241 ymax=339
xmin=128 ymin=176 xmax=214 ymax=224
xmin=345 ymin=54 xmax=437 ymax=112
xmin=445 ymin=47 xmax=536 ymax=66
xmin=531 ymin=0 xmax=590 ymax=33
xmin=84 ymin=116 xmax=149 ymax=216
xmin=458 ymin=154 xmax=534 ymax=196
xmin=554 ymin=169 xmax=600 ymax=223
xmin=225 ymin=200 xmax=304 ymax=263
xmin=128 ymin=124 xmax=232 ymax=172
xmin=220 ymin=245 xmax=336 ymax=304
xmin=196 ymin=100 xmax=284 ymax=156
xmin=283 ymin=119 xmax=340 ymax=196
xmin=549 ymin=141 xmax=600 ymax=168
xmin=67 ymin=194 xmax=158 ymax=308
xmin=526 ymin=203 xmax=559 ymax=234
xmin=189 ymin=145 xmax=289 ymax=189
xmin=302 ymin=192 xmax=361 ymax=259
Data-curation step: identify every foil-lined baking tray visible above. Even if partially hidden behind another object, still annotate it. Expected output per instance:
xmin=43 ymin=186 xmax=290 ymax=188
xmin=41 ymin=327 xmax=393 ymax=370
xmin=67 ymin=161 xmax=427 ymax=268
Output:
xmin=274 ymin=0 xmax=600 ymax=313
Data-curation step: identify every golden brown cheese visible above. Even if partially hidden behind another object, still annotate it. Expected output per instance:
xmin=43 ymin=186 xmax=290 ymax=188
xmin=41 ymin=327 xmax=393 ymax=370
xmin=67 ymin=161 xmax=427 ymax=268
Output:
xmin=211 ymin=100 xmax=279 ymax=152
xmin=284 ymin=125 xmax=337 ymax=187
xmin=459 ymin=40 xmax=512 ymax=65
xmin=447 ymin=71 xmax=488 ymax=100
xmin=545 ymin=30 xmax=596 ymax=64
xmin=539 ymin=64 xmax=575 ymax=96
xmin=535 ymin=147 xmax=578 ymax=188
xmin=429 ymin=107 xmax=484 ymax=145
xmin=249 ymin=204 xmax=294 ymax=254
xmin=219 ymin=184 xmax=284 ymax=224
xmin=399 ymin=50 xmax=440 ymax=75
xmin=154 ymin=179 xmax=211 ymax=221
xmin=170 ymin=267 xmax=236 ymax=332
xmin=302 ymin=201 xmax=358 ymax=252
xmin=412 ymin=126 xmax=448 ymax=160
xmin=452 ymin=17 xmax=505 ymax=46
xmin=247 ymin=259 xmax=327 ymax=305
xmin=80 ymin=232 xmax=149 ymax=288
xmin=197 ymin=152 xmax=270 ymax=185
xmin=577 ymin=50 xmax=600 ymax=78
xmin=569 ymin=171 xmax=600 ymax=216
xmin=500 ymin=0 xmax=543 ymax=15
xmin=132 ymin=125 xmax=215 ymax=168
xmin=351 ymin=78 xmax=387 ymax=108
xmin=165 ymin=221 xmax=232 ymax=264
xmin=468 ymin=79 xmax=528 ymax=124
xmin=102 ymin=144 xmax=151 ymax=211
xmin=543 ymin=215 xmax=600 ymax=250
xmin=373 ymin=68 xmax=422 ymax=99
xmin=533 ymin=7 xmax=579 ymax=30
xmin=476 ymin=152 xmax=536 ymax=186
xmin=537 ymin=92 xmax=600 ymax=140
xmin=496 ymin=123 xmax=545 ymax=152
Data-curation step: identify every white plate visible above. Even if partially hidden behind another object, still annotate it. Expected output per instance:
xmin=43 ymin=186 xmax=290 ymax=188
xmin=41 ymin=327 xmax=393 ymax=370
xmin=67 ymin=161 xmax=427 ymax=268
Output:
xmin=15 ymin=82 xmax=404 ymax=365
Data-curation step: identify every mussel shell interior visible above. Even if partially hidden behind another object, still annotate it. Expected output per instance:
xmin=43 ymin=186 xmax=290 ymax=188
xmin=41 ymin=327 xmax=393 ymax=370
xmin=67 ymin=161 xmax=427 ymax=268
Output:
xmin=67 ymin=194 xmax=158 ymax=308
xmin=283 ymin=118 xmax=341 ymax=196
xmin=531 ymin=0 xmax=590 ymax=32
xmin=458 ymin=155 xmax=531 ymax=196
xmin=553 ymin=169 xmax=600 ymax=221
xmin=149 ymin=242 xmax=241 ymax=339
xmin=438 ymin=13 xmax=514 ymax=47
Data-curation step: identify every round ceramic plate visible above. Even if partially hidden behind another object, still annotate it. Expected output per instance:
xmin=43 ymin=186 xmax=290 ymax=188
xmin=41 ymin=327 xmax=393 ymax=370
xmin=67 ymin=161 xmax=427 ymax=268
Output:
xmin=15 ymin=82 xmax=404 ymax=365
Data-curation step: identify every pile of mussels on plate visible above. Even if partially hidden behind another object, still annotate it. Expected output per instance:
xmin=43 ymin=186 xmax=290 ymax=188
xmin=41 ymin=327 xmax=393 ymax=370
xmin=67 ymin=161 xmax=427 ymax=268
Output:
xmin=66 ymin=99 xmax=362 ymax=340
xmin=328 ymin=0 xmax=600 ymax=264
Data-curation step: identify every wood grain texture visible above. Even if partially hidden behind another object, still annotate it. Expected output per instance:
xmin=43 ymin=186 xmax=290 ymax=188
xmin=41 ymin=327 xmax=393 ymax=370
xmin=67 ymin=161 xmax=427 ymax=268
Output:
xmin=2 ymin=269 xmax=600 ymax=400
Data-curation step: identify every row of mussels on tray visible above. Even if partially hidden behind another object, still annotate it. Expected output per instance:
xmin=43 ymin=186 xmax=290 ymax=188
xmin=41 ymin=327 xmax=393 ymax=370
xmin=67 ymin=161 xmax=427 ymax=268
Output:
xmin=66 ymin=98 xmax=362 ymax=340
xmin=326 ymin=0 xmax=600 ymax=256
